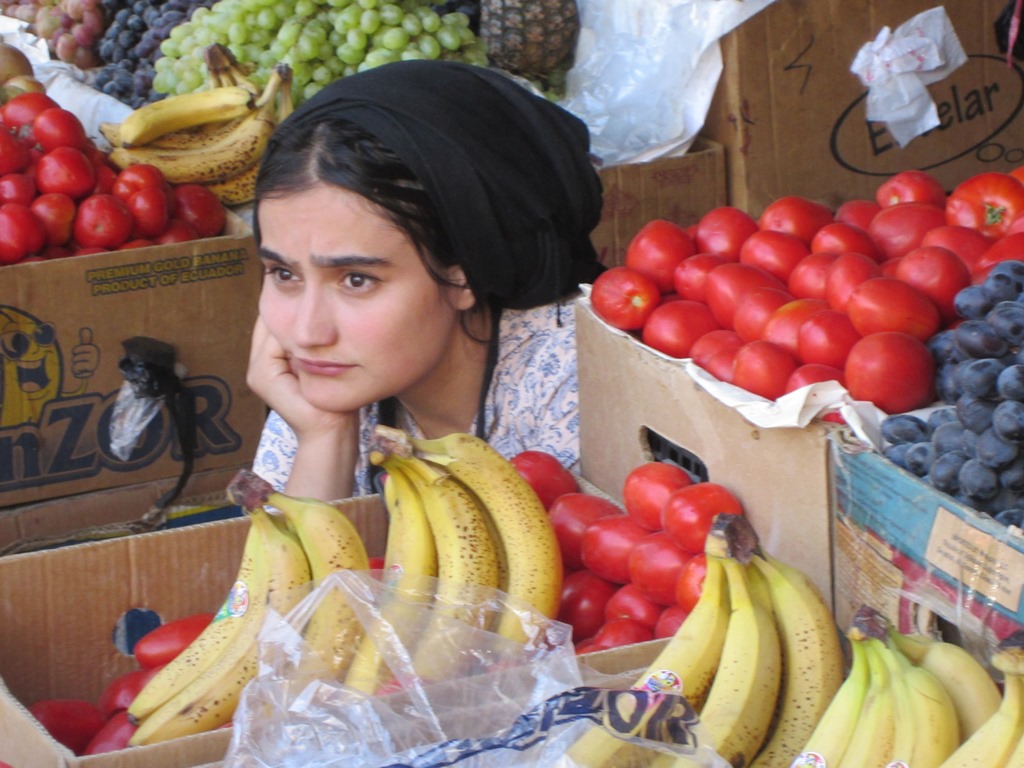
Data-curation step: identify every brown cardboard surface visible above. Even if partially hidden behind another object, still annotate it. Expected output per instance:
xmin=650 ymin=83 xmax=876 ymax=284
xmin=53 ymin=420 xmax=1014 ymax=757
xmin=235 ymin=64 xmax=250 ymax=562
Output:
xmin=0 ymin=212 xmax=263 ymax=507
xmin=704 ymin=0 xmax=1023 ymax=214
xmin=575 ymin=298 xmax=835 ymax=608
xmin=592 ymin=138 xmax=727 ymax=267
xmin=0 ymin=494 xmax=388 ymax=768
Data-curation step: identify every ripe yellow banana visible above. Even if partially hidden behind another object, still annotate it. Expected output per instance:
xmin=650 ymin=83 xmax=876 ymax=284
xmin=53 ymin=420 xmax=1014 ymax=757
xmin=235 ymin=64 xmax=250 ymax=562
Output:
xmin=127 ymin=507 xmax=273 ymax=721
xmin=836 ymin=635 xmax=896 ymax=768
xmin=116 ymin=84 xmax=255 ymax=147
xmin=129 ymin=508 xmax=311 ymax=744
xmin=109 ymin=64 xmax=288 ymax=186
xmin=564 ymin=554 xmax=729 ymax=768
xmin=100 ymin=117 xmax=250 ymax=152
xmin=888 ymin=628 xmax=1001 ymax=740
xmin=792 ymin=636 xmax=870 ymax=768
xmin=406 ymin=429 xmax=562 ymax=642
xmin=747 ymin=551 xmax=844 ymax=768
xmin=936 ymin=631 xmax=1024 ymax=768
xmin=267 ymin=489 xmax=368 ymax=677
xmin=697 ymin=554 xmax=782 ymax=768
xmin=1006 ymin=716 xmax=1024 ymax=768
xmin=342 ymin=457 xmax=437 ymax=694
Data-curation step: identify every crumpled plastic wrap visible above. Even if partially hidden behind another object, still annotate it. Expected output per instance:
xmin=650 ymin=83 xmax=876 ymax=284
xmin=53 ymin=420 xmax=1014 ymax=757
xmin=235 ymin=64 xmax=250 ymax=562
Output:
xmin=559 ymin=0 xmax=775 ymax=167
xmin=223 ymin=570 xmax=729 ymax=768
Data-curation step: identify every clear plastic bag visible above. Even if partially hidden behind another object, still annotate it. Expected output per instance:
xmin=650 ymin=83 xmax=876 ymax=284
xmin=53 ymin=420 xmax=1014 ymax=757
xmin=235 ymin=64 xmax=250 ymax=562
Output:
xmin=223 ymin=570 xmax=729 ymax=768
xmin=559 ymin=0 xmax=775 ymax=166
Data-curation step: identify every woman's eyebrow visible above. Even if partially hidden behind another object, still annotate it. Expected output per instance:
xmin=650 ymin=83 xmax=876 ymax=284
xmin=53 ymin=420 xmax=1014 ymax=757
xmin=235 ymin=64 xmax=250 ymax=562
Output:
xmin=257 ymin=248 xmax=388 ymax=270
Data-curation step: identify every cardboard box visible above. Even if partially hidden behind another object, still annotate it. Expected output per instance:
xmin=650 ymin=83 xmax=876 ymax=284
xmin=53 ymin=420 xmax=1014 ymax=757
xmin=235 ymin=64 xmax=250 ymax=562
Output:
xmin=574 ymin=298 xmax=836 ymax=609
xmin=0 ymin=463 xmax=246 ymax=556
xmin=0 ymin=214 xmax=264 ymax=507
xmin=829 ymin=428 xmax=1024 ymax=660
xmin=592 ymin=138 xmax=727 ymax=268
xmin=704 ymin=0 xmax=1023 ymax=214
xmin=0 ymin=496 xmax=388 ymax=768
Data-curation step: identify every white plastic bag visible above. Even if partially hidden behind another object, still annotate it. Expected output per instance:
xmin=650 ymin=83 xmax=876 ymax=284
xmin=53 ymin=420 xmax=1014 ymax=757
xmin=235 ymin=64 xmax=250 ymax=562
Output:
xmin=559 ymin=0 xmax=775 ymax=166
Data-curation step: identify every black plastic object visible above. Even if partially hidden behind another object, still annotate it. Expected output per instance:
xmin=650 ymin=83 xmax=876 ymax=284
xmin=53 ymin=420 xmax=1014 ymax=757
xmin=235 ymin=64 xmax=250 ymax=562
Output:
xmin=995 ymin=0 xmax=1024 ymax=61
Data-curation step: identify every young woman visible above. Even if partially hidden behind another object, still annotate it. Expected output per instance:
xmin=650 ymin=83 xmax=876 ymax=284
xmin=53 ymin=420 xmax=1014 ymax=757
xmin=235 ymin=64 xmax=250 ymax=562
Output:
xmin=248 ymin=60 xmax=604 ymax=501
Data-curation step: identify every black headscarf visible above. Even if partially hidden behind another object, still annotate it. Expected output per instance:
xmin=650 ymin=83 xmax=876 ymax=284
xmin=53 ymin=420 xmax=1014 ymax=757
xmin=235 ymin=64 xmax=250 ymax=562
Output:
xmin=263 ymin=60 xmax=605 ymax=309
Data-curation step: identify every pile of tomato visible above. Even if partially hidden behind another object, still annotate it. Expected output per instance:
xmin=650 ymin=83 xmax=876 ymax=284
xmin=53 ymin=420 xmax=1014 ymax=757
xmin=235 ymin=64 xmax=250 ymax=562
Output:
xmin=0 ymin=91 xmax=227 ymax=265
xmin=591 ymin=168 xmax=1024 ymax=415
xmin=27 ymin=611 xmax=213 ymax=754
xmin=511 ymin=450 xmax=743 ymax=653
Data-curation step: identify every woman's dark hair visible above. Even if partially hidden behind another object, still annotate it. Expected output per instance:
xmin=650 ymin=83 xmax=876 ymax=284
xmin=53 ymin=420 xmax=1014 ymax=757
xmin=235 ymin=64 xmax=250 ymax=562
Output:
xmin=253 ymin=117 xmax=467 ymax=301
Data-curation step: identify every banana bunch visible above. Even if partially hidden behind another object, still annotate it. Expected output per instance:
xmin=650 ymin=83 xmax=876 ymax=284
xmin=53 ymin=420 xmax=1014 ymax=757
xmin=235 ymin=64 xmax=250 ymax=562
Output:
xmin=127 ymin=469 xmax=369 ymax=746
xmin=340 ymin=426 xmax=564 ymax=693
xmin=791 ymin=604 xmax=998 ymax=768
xmin=566 ymin=513 xmax=844 ymax=768
xmin=101 ymin=44 xmax=292 ymax=206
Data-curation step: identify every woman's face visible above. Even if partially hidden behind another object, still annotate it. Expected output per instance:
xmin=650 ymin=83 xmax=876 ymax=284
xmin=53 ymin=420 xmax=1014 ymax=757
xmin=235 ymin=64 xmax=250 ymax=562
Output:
xmin=256 ymin=182 xmax=475 ymax=415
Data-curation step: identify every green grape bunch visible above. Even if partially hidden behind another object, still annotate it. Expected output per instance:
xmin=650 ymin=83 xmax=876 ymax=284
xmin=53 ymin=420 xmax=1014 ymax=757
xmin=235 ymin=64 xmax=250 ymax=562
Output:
xmin=153 ymin=0 xmax=488 ymax=104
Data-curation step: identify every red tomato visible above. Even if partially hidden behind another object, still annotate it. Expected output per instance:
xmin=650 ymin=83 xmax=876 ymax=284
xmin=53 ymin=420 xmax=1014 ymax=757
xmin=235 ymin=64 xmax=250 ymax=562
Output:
xmin=875 ymin=169 xmax=947 ymax=209
xmin=580 ymin=514 xmax=649 ymax=585
xmin=845 ymin=277 xmax=941 ymax=341
xmin=32 ymin=107 xmax=88 ymax=152
xmin=133 ymin=612 xmax=216 ymax=668
xmin=119 ymin=238 xmax=155 ymax=250
xmin=82 ymin=711 xmax=137 ymax=756
xmin=172 ymin=183 xmax=226 ymax=238
xmin=605 ymin=582 xmax=663 ymax=629
xmin=788 ymin=252 xmax=839 ymax=300
xmin=796 ymin=309 xmax=861 ymax=368
xmin=809 ymin=222 xmax=882 ymax=263
xmin=731 ymin=339 xmax=799 ymax=401
xmin=629 ymin=531 xmax=694 ymax=606
xmin=30 ymin=192 xmax=76 ymax=247
xmin=919 ymin=225 xmax=993 ymax=276
xmin=844 ymin=332 xmax=935 ymax=413
xmin=662 ymin=482 xmax=743 ymax=555
xmin=0 ymin=172 xmax=35 ymax=205
xmin=946 ymin=171 xmax=1024 ymax=240
xmin=28 ymin=698 xmax=107 ymax=755
xmin=653 ymin=604 xmax=690 ymax=638
xmin=785 ymin=363 xmax=846 ymax=392
xmin=739 ymin=229 xmax=810 ymax=283
xmin=674 ymin=553 xmax=708 ymax=612
xmin=126 ymin=185 xmax=171 ymax=239
xmin=588 ymin=617 xmax=654 ymax=650
xmin=547 ymin=492 xmax=622 ymax=570
xmin=73 ymin=193 xmax=134 ymax=250
xmin=622 ymin=461 xmax=692 ymax=531
xmin=590 ymin=265 xmax=661 ymax=331
xmin=893 ymin=245 xmax=970 ymax=324
xmin=761 ymin=298 xmax=829 ymax=358
xmin=35 ymin=146 xmax=96 ymax=199
xmin=0 ymin=202 xmax=45 ymax=264
xmin=625 ymin=219 xmax=695 ymax=293
xmin=824 ymin=251 xmax=882 ymax=311
xmin=972 ymin=232 xmax=1024 ymax=282
xmin=757 ymin=195 xmax=834 ymax=245
xmin=704 ymin=262 xmax=787 ymax=328
xmin=689 ymin=329 xmax=744 ymax=371
xmin=557 ymin=569 xmax=617 ymax=643
xmin=112 ymin=163 xmax=170 ymax=200
xmin=156 ymin=218 xmax=199 ymax=244
xmin=835 ymin=199 xmax=881 ymax=231
xmin=0 ymin=92 xmax=60 ymax=131
xmin=97 ymin=666 xmax=164 ymax=718
xmin=733 ymin=286 xmax=794 ymax=343
xmin=641 ymin=299 xmax=721 ymax=358
xmin=695 ymin=205 xmax=759 ymax=260
xmin=868 ymin=201 xmax=946 ymax=261
xmin=673 ymin=252 xmax=727 ymax=302
xmin=0 ymin=129 xmax=30 ymax=175
xmin=511 ymin=449 xmax=579 ymax=510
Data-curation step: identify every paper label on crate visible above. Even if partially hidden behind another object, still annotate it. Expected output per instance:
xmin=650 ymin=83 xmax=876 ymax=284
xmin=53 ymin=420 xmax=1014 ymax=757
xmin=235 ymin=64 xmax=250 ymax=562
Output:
xmin=925 ymin=507 xmax=1024 ymax=615
xmin=790 ymin=754 xmax=826 ymax=768
xmin=214 ymin=579 xmax=250 ymax=620
xmin=637 ymin=669 xmax=683 ymax=694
